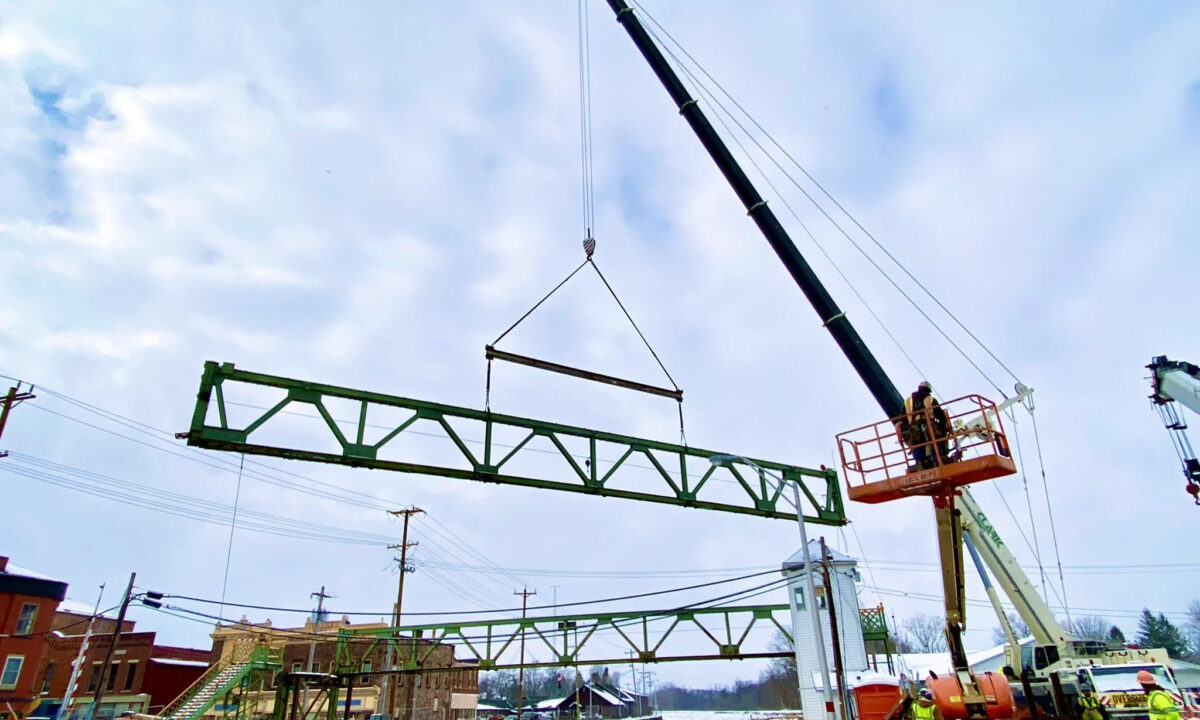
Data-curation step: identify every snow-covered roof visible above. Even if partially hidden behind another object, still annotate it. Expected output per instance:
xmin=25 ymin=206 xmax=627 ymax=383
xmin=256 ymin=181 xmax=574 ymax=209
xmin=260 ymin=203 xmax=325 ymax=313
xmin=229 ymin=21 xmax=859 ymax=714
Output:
xmin=533 ymin=698 xmax=568 ymax=710
xmin=586 ymin=685 xmax=622 ymax=706
xmin=782 ymin=541 xmax=856 ymax=571
xmin=151 ymin=658 xmax=210 ymax=668
xmin=476 ymin=704 xmax=506 ymax=712
xmin=4 ymin=563 xmax=65 ymax=582
xmin=884 ymin=637 xmax=1035 ymax=680
xmin=849 ymin=671 xmax=900 ymax=689
xmin=57 ymin=597 xmax=116 ymax=616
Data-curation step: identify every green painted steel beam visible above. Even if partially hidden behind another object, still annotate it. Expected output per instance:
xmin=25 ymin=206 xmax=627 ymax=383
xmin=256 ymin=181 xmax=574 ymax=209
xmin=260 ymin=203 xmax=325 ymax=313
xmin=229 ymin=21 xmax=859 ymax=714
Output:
xmin=184 ymin=362 xmax=845 ymax=524
xmin=332 ymin=603 xmax=796 ymax=672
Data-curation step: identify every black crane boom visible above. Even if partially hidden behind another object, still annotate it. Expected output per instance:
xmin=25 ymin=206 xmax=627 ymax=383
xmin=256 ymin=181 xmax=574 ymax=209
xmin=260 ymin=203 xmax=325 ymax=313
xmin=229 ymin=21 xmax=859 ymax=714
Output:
xmin=606 ymin=0 xmax=903 ymax=419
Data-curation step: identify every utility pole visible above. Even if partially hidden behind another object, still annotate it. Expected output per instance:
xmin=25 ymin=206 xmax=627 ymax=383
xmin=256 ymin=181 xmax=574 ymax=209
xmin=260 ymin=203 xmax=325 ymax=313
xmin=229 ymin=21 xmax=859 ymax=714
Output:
xmin=514 ymin=588 xmax=536 ymax=720
xmin=819 ymin=538 xmax=848 ymax=720
xmin=90 ymin=573 xmax=134 ymax=720
xmin=385 ymin=507 xmax=423 ymax=720
xmin=302 ymin=586 xmax=333 ymax=719
xmin=0 ymin=383 xmax=35 ymax=458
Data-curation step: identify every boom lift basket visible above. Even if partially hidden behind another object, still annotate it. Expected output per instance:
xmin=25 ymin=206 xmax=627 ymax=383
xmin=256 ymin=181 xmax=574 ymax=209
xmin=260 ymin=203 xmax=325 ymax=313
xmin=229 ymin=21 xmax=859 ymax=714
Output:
xmin=837 ymin=394 xmax=1017 ymax=504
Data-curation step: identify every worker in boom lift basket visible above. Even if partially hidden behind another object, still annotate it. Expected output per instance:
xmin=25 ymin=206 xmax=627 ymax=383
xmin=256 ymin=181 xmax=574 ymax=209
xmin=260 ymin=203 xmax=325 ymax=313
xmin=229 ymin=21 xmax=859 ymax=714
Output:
xmin=1138 ymin=670 xmax=1182 ymax=720
xmin=897 ymin=382 xmax=952 ymax=472
xmin=909 ymin=688 xmax=944 ymax=720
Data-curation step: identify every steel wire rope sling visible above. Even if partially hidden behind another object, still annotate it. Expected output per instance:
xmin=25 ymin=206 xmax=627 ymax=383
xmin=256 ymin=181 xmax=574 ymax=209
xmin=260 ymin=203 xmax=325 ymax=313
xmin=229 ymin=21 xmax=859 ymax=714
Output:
xmin=484 ymin=0 xmax=687 ymax=444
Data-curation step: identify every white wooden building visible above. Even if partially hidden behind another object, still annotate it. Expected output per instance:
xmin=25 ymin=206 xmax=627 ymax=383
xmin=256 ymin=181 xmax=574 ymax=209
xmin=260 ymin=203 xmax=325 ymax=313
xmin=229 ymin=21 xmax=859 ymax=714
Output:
xmin=783 ymin=541 xmax=868 ymax=719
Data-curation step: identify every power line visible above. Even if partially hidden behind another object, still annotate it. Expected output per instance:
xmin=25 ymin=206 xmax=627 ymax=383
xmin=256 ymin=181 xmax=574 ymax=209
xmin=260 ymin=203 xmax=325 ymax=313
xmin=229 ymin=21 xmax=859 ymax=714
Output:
xmin=159 ymin=567 xmax=780 ymax=619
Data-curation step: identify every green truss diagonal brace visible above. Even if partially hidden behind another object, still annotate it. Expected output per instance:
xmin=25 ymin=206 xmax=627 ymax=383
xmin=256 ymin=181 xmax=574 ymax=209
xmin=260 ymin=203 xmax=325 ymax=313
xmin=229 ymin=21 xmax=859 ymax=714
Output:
xmin=332 ymin=604 xmax=796 ymax=672
xmin=184 ymin=361 xmax=845 ymax=524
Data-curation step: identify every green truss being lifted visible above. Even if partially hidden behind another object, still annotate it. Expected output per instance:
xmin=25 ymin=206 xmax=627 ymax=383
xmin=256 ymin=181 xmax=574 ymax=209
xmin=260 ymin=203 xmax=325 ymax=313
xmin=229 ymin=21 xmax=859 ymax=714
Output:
xmin=333 ymin=603 xmax=794 ymax=672
xmin=184 ymin=362 xmax=845 ymax=524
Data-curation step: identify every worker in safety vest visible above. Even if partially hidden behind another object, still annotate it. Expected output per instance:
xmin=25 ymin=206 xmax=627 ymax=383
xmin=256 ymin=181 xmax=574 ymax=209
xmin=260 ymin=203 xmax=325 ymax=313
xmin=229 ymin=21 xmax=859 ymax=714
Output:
xmin=896 ymin=382 xmax=951 ymax=471
xmin=1078 ymin=688 xmax=1104 ymax=720
xmin=1138 ymin=670 xmax=1182 ymax=720
xmin=910 ymin=688 xmax=944 ymax=720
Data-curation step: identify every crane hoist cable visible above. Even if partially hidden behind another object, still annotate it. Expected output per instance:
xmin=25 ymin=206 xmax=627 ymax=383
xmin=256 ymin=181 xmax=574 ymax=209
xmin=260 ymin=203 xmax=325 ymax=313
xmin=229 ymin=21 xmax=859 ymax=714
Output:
xmin=485 ymin=0 xmax=685 ymax=443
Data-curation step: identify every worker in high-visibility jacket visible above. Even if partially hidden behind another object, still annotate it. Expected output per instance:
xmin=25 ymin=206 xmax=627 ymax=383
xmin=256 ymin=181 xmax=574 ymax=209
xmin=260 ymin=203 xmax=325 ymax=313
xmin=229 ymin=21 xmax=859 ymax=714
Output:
xmin=896 ymin=382 xmax=951 ymax=471
xmin=910 ymin=689 xmax=944 ymax=720
xmin=1138 ymin=670 xmax=1182 ymax=720
xmin=1078 ymin=688 xmax=1103 ymax=720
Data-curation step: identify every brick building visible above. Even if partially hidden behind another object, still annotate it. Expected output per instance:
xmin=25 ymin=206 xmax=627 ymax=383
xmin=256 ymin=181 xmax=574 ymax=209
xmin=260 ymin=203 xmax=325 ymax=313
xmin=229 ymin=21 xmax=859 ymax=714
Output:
xmin=0 ymin=557 xmax=210 ymax=720
xmin=0 ymin=557 xmax=68 ymax=720
xmin=36 ymin=628 xmax=210 ymax=720
xmin=205 ymin=617 xmax=478 ymax=720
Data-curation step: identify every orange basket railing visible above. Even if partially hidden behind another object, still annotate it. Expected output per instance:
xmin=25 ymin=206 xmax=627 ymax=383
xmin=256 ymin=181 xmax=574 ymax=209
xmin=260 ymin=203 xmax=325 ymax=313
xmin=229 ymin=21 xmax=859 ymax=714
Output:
xmin=836 ymin=394 xmax=1015 ymax=502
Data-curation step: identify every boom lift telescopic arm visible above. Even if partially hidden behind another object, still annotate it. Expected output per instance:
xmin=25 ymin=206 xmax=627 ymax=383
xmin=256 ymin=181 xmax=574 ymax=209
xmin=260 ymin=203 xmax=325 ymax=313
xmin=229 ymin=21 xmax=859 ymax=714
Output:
xmin=603 ymin=1 xmax=987 ymax=714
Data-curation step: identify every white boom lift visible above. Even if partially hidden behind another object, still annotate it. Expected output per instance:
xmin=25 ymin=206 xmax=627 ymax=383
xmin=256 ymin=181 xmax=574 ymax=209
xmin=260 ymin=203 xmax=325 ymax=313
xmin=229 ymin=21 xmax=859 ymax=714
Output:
xmin=958 ymin=487 xmax=1183 ymax=718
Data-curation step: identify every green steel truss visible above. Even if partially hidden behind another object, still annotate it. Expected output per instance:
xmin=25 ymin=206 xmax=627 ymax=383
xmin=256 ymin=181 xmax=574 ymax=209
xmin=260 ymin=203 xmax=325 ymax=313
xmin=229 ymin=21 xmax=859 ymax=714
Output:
xmin=332 ymin=604 xmax=794 ymax=672
xmin=184 ymin=362 xmax=845 ymax=524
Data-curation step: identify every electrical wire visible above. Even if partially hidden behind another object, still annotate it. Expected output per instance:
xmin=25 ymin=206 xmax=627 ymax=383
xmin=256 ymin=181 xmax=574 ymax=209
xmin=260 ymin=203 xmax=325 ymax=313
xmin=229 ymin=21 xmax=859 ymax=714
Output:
xmin=159 ymin=567 xmax=780 ymax=619
xmin=1030 ymin=409 xmax=1071 ymax=626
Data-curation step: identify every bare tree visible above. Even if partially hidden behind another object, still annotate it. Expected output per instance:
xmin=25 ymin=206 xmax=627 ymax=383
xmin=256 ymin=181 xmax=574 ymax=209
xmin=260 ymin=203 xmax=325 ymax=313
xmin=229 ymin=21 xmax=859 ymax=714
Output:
xmin=1067 ymin=615 xmax=1110 ymax=641
xmin=903 ymin=614 xmax=947 ymax=653
xmin=991 ymin=612 xmax=1031 ymax=645
xmin=1184 ymin=600 xmax=1200 ymax=662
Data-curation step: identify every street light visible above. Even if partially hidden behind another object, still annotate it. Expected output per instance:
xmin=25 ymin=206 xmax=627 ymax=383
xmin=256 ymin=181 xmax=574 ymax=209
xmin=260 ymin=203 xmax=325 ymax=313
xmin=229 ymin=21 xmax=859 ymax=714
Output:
xmin=708 ymin=454 xmax=837 ymax=720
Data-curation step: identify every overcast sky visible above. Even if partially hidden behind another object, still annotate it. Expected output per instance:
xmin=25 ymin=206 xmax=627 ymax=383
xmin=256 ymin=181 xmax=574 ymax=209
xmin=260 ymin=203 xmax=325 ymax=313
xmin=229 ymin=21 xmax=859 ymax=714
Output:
xmin=2 ymin=0 xmax=1199 ymax=689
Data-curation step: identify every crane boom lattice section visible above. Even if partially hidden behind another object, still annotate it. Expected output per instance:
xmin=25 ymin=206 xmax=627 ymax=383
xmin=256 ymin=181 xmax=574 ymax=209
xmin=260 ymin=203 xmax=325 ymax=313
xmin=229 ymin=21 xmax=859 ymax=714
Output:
xmin=332 ymin=604 xmax=793 ymax=672
xmin=184 ymin=362 xmax=844 ymax=524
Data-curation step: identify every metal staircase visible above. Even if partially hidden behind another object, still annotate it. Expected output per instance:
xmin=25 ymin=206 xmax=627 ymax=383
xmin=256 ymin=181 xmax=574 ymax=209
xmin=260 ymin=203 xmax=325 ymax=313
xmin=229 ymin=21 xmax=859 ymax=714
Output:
xmin=159 ymin=645 xmax=280 ymax=720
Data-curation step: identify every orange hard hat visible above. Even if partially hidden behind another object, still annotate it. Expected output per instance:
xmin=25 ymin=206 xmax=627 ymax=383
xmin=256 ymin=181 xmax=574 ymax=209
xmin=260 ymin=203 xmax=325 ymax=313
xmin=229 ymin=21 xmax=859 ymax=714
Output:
xmin=1137 ymin=670 xmax=1156 ymax=685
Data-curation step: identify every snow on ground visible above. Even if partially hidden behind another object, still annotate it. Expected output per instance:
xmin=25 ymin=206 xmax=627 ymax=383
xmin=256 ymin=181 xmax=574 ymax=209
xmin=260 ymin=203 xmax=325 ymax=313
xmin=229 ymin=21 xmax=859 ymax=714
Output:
xmin=663 ymin=710 xmax=802 ymax=720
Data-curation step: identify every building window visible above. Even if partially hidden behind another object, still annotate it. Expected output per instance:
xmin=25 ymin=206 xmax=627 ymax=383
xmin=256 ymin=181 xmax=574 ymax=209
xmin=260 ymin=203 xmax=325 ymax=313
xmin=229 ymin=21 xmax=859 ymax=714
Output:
xmin=361 ymin=660 xmax=372 ymax=685
xmin=793 ymin=586 xmax=827 ymax=610
xmin=1 ymin=656 xmax=24 ymax=690
xmin=15 ymin=604 xmax=38 ymax=635
xmin=310 ymin=662 xmax=320 ymax=673
xmin=292 ymin=663 xmax=302 ymax=673
xmin=41 ymin=663 xmax=55 ymax=694
xmin=124 ymin=661 xmax=138 ymax=691
xmin=88 ymin=662 xmax=103 ymax=692
xmin=106 ymin=662 xmax=121 ymax=692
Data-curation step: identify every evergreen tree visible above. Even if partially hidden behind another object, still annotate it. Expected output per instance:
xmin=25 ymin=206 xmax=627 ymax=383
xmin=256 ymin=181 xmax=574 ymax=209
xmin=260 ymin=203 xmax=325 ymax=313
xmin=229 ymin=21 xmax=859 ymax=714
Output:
xmin=1135 ymin=609 xmax=1191 ymax=658
xmin=1137 ymin=609 xmax=1155 ymax=647
xmin=1108 ymin=625 xmax=1126 ymax=644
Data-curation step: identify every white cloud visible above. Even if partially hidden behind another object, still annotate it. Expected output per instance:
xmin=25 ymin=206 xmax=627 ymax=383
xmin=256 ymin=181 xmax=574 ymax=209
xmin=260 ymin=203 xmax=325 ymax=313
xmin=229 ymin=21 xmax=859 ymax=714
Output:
xmin=1 ymin=0 xmax=1198 ymax=690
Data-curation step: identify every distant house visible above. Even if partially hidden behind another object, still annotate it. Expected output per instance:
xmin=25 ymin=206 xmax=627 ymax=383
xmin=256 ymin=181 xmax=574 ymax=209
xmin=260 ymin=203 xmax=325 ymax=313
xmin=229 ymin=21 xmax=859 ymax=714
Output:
xmin=549 ymin=682 xmax=644 ymax=719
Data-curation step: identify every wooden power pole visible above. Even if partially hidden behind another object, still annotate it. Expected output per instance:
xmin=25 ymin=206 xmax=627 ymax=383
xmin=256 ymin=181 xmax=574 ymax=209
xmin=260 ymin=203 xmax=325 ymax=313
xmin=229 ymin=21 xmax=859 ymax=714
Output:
xmin=90 ymin=573 xmax=135 ymax=718
xmin=0 ymin=383 xmax=36 ymax=458
xmin=514 ymin=587 xmax=536 ymax=720
xmin=819 ymin=538 xmax=849 ymax=720
xmin=385 ymin=507 xmax=422 ymax=720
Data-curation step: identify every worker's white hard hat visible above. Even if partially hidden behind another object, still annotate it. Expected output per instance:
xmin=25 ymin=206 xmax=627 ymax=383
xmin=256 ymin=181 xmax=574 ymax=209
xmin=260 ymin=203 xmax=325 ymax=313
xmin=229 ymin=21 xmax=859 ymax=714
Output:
xmin=918 ymin=381 xmax=932 ymax=391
